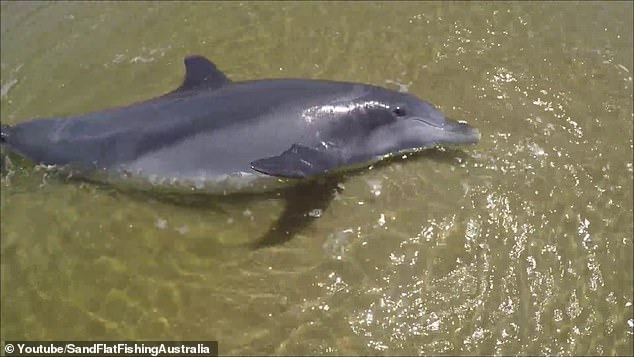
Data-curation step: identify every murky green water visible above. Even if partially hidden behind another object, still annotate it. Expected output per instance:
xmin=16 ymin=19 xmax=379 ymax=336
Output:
xmin=1 ymin=2 xmax=632 ymax=355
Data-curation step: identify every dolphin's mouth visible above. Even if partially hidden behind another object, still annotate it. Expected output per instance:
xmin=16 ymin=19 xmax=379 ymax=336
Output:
xmin=412 ymin=117 xmax=480 ymax=137
xmin=412 ymin=117 xmax=481 ymax=145
xmin=412 ymin=117 xmax=443 ymax=128
xmin=445 ymin=119 xmax=481 ymax=144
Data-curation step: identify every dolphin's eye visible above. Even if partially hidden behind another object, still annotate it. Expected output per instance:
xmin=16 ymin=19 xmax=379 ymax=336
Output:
xmin=392 ymin=106 xmax=407 ymax=117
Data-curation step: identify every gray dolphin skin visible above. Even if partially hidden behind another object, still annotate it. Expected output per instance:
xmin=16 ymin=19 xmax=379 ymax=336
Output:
xmin=0 ymin=55 xmax=480 ymax=193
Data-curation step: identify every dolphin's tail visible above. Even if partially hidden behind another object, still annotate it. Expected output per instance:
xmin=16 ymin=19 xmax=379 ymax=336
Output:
xmin=1 ymin=125 xmax=13 ymax=172
xmin=0 ymin=125 xmax=10 ymax=144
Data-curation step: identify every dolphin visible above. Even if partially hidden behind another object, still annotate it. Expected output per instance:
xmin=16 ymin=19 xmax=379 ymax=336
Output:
xmin=1 ymin=55 xmax=481 ymax=247
xmin=0 ymin=55 xmax=480 ymax=194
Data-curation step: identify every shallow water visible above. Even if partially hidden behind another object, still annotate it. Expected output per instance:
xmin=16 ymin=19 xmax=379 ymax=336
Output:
xmin=1 ymin=2 xmax=632 ymax=355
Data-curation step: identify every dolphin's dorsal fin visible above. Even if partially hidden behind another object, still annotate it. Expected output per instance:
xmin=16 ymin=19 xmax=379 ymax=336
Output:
xmin=173 ymin=55 xmax=231 ymax=93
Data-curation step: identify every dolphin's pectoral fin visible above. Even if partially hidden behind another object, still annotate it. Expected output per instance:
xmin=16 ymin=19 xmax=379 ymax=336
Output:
xmin=251 ymin=144 xmax=341 ymax=178
xmin=170 ymin=55 xmax=232 ymax=94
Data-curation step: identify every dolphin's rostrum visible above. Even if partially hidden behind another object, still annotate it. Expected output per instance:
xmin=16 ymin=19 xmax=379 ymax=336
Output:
xmin=1 ymin=55 xmax=480 ymax=193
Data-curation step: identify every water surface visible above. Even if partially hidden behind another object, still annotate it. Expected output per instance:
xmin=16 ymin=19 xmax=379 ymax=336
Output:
xmin=1 ymin=2 xmax=633 ymax=355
